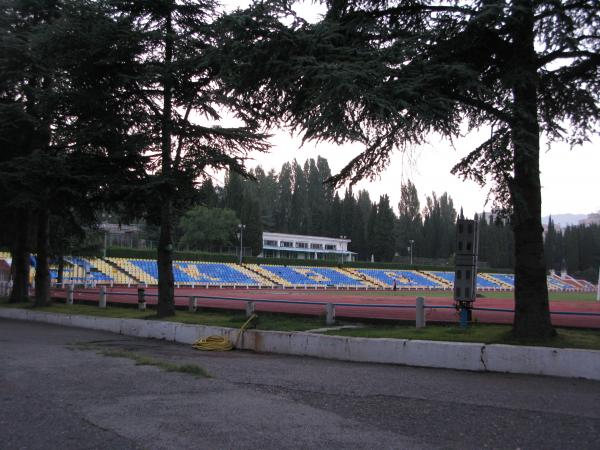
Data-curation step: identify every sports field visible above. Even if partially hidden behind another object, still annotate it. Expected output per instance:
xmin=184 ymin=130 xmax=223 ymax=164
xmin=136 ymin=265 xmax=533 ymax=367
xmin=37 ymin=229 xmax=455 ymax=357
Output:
xmin=50 ymin=286 xmax=600 ymax=329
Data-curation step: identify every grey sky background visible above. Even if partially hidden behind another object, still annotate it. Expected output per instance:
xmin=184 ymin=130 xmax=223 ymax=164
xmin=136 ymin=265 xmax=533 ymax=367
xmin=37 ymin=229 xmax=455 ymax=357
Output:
xmin=216 ymin=0 xmax=600 ymax=217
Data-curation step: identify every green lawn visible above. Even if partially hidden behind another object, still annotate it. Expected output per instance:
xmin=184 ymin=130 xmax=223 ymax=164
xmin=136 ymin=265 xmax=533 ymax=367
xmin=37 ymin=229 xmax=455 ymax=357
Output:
xmin=325 ymin=324 xmax=600 ymax=350
xmin=2 ymin=298 xmax=598 ymax=350
xmin=0 ymin=299 xmax=324 ymax=332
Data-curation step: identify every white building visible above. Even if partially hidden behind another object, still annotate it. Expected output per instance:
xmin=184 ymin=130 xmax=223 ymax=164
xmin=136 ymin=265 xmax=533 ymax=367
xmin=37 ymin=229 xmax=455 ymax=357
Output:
xmin=261 ymin=232 xmax=355 ymax=262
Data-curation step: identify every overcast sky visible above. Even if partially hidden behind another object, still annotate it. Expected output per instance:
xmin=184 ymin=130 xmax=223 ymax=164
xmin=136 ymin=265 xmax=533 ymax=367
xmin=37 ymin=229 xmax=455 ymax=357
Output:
xmin=218 ymin=0 xmax=600 ymax=218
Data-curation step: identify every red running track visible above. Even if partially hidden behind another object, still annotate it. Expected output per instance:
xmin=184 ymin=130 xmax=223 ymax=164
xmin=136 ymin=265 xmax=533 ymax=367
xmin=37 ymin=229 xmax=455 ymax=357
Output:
xmin=51 ymin=287 xmax=600 ymax=329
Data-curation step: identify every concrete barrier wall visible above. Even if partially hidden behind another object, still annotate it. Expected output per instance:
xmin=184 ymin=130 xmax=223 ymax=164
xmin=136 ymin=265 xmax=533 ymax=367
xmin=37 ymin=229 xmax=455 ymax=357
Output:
xmin=1 ymin=308 xmax=599 ymax=381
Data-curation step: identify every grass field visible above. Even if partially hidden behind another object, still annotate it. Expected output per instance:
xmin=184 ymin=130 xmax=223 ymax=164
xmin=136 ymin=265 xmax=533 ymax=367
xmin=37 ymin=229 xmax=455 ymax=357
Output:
xmin=324 ymin=324 xmax=600 ymax=350
xmin=0 ymin=300 xmax=325 ymax=332
xmin=2 ymin=298 xmax=599 ymax=350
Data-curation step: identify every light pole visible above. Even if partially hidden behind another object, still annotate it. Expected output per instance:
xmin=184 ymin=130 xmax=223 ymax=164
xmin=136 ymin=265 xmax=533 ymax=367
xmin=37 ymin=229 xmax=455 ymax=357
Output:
xmin=237 ymin=224 xmax=245 ymax=264
xmin=408 ymin=240 xmax=414 ymax=265
xmin=340 ymin=235 xmax=347 ymax=264
xmin=596 ymin=266 xmax=600 ymax=302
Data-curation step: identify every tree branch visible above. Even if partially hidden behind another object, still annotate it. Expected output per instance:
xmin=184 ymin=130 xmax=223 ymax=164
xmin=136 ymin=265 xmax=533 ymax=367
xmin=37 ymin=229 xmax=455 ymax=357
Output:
xmin=537 ymin=50 xmax=599 ymax=67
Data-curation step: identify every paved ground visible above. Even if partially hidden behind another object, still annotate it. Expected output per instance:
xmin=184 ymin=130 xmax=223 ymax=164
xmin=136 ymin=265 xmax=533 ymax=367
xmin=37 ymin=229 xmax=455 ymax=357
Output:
xmin=53 ymin=287 xmax=600 ymax=328
xmin=1 ymin=318 xmax=599 ymax=450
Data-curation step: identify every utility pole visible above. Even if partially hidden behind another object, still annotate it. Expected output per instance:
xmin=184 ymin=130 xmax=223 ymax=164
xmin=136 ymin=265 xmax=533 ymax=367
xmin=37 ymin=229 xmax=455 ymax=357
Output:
xmin=596 ymin=267 xmax=599 ymax=302
xmin=238 ymin=224 xmax=246 ymax=264
xmin=103 ymin=232 xmax=108 ymax=258
xmin=408 ymin=240 xmax=414 ymax=265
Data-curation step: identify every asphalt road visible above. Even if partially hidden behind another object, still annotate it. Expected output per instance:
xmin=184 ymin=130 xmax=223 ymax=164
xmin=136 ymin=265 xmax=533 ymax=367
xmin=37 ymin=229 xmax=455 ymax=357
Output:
xmin=1 ymin=318 xmax=599 ymax=450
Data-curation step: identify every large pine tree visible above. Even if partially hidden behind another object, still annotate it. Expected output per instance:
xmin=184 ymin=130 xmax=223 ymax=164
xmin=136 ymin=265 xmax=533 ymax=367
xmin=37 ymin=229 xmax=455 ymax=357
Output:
xmin=115 ymin=0 xmax=270 ymax=316
xmin=217 ymin=0 xmax=599 ymax=339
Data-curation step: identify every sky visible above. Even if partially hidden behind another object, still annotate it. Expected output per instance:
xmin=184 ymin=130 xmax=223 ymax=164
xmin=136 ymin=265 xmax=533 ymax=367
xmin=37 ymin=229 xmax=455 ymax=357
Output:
xmin=216 ymin=0 xmax=600 ymax=218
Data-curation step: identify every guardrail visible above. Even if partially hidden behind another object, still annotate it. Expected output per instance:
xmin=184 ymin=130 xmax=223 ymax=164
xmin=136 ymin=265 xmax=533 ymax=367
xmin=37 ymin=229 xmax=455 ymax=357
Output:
xmin=47 ymin=286 xmax=600 ymax=328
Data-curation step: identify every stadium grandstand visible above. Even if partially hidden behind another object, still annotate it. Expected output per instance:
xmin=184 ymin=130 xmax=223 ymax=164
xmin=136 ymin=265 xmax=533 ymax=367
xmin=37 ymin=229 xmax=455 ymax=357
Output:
xmin=0 ymin=252 xmax=595 ymax=292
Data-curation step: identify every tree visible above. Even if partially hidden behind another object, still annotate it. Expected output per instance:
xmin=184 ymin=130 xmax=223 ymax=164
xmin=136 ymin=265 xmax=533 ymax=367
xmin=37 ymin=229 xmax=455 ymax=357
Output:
xmin=117 ymin=0 xmax=270 ymax=317
xmin=289 ymin=159 xmax=307 ymax=233
xmin=397 ymin=180 xmax=422 ymax=257
xmin=218 ymin=0 xmax=599 ymax=339
xmin=224 ymin=171 xmax=245 ymax=216
xmin=240 ymin=199 xmax=263 ymax=256
xmin=372 ymin=195 xmax=396 ymax=261
xmin=0 ymin=0 xmax=147 ymax=305
xmin=178 ymin=206 xmax=238 ymax=251
xmin=275 ymin=162 xmax=293 ymax=232
xmin=255 ymin=167 xmax=278 ymax=230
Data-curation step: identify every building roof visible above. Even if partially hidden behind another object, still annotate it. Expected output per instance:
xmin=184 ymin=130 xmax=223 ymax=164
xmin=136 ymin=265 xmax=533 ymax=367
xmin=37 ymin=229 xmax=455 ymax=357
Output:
xmin=263 ymin=231 xmax=351 ymax=244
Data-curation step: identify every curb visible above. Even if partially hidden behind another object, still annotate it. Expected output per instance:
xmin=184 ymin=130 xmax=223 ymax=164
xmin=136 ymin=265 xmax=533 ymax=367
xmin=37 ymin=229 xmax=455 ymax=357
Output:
xmin=1 ymin=308 xmax=599 ymax=381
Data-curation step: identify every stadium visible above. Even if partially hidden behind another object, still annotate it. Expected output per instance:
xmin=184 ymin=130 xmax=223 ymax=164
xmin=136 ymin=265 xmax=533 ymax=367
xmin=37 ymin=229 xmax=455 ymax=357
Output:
xmin=1 ymin=231 xmax=597 ymax=329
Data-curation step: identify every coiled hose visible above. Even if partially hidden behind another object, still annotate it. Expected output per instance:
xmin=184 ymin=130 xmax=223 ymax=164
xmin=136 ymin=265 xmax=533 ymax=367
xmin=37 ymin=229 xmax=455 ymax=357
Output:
xmin=192 ymin=314 xmax=257 ymax=351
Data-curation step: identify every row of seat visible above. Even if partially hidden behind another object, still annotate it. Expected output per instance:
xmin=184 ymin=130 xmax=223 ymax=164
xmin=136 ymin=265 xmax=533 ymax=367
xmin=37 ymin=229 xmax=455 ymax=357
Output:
xmin=257 ymin=265 xmax=370 ymax=287
xmin=0 ymin=253 xmax=589 ymax=291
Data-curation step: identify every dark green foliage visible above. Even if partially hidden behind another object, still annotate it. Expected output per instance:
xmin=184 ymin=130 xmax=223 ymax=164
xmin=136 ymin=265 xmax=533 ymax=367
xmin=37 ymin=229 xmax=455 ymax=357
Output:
xmin=217 ymin=0 xmax=599 ymax=339
xmin=241 ymin=199 xmax=263 ymax=256
xmin=178 ymin=206 xmax=239 ymax=251
xmin=372 ymin=195 xmax=396 ymax=262
xmin=0 ymin=0 xmax=148 ymax=304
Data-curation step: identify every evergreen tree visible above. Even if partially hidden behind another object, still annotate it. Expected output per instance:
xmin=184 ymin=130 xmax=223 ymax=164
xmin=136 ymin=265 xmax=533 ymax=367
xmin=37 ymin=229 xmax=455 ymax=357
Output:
xmin=397 ymin=180 xmax=422 ymax=257
xmin=366 ymin=203 xmax=377 ymax=262
xmin=218 ymin=0 xmax=599 ymax=338
xmin=241 ymin=199 xmax=263 ymax=256
xmin=275 ymin=162 xmax=293 ymax=232
xmin=372 ymin=195 xmax=396 ymax=261
xmin=289 ymin=159 xmax=307 ymax=233
xmin=255 ymin=167 xmax=278 ymax=230
xmin=197 ymin=179 xmax=219 ymax=208
xmin=329 ymin=192 xmax=342 ymax=237
xmin=224 ymin=171 xmax=245 ymax=217
xmin=117 ymin=0 xmax=270 ymax=317
xmin=0 ymin=0 xmax=147 ymax=305
xmin=340 ymin=188 xmax=355 ymax=238
xmin=544 ymin=216 xmax=558 ymax=272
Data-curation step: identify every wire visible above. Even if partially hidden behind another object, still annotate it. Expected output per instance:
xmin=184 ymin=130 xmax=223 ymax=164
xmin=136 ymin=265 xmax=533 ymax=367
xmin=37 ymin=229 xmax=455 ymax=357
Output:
xmin=192 ymin=314 xmax=258 ymax=351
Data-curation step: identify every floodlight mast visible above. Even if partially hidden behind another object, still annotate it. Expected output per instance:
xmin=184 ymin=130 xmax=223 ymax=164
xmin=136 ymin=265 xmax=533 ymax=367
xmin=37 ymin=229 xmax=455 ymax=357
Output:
xmin=596 ymin=267 xmax=599 ymax=302
xmin=238 ymin=224 xmax=245 ymax=265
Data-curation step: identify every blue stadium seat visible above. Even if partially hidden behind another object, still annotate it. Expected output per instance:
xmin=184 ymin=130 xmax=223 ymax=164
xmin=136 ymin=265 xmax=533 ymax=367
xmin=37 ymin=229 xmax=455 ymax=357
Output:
xmin=357 ymin=269 xmax=443 ymax=288
xmin=260 ymin=266 xmax=367 ymax=287
xmin=129 ymin=260 xmax=258 ymax=285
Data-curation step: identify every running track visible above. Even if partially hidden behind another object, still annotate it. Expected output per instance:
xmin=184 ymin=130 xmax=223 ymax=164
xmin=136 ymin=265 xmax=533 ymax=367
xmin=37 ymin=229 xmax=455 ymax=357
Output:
xmin=50 ymin=287 xmax=600 ymax=329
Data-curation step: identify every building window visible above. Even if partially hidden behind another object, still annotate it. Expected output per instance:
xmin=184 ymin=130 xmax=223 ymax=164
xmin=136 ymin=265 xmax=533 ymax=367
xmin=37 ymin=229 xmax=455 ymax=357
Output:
xmin=263 ymin=240 xmax=277 ymax=247
xmin=324 ymin=244 xmax=336 ymax=250
xmin=280 ymin=241 xmax=293 ymax=248
xmin=310 ymin=243 xmax=323 ymax=249
xmin=296 ymin=242 xmax=308 ymax=248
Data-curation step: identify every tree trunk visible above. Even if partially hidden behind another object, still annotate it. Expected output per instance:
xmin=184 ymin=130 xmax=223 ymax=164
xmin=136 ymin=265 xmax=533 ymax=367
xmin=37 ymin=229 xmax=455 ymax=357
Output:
xmin=157 ymin=4 xmax=175 ymax=317
xmin=34 ymin=207 xmax=51 ymax=307
xmin=510 ymin=0 xmax=554 ymax=339
xmin=9 ymin=209 xmax=31 ymax=303
xmin=57 ymin=254 xmax=64 ymax=287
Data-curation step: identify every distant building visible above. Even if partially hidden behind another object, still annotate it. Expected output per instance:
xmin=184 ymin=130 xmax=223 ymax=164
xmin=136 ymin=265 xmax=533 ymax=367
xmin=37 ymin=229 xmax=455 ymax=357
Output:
xmin=579 ymin=212 xmax=600 ymax=226
xmin=261 ymin=232 xmax=355 ymax=262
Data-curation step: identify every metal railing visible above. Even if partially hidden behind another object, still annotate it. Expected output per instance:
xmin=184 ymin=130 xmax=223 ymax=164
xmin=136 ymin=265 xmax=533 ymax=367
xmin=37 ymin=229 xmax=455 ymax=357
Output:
xmin=48 ymin=286 xmax=600 ymax=328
